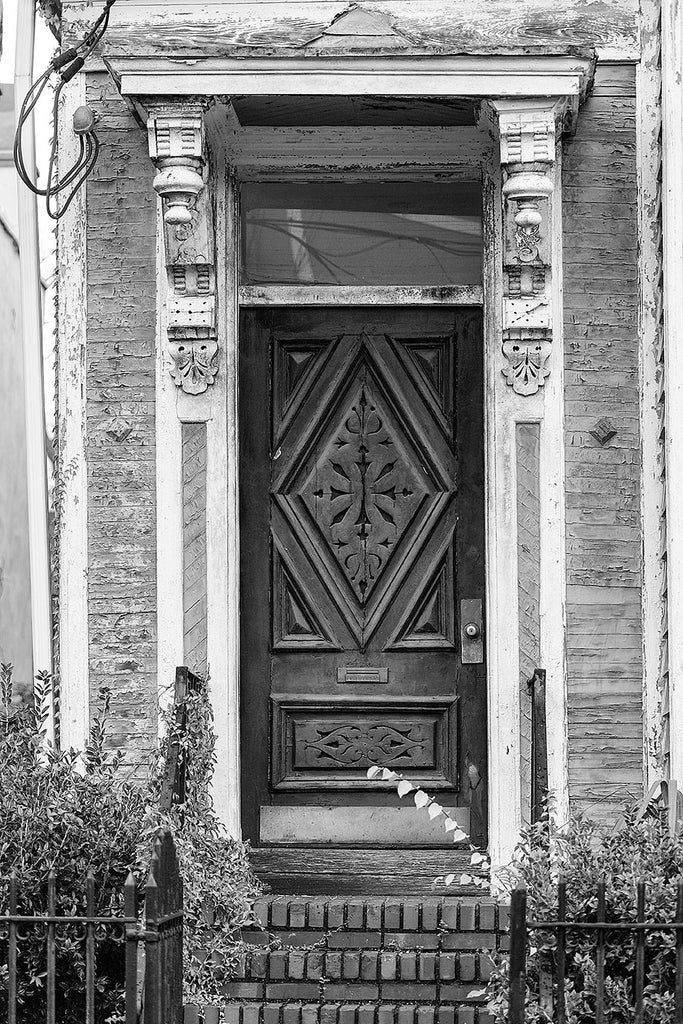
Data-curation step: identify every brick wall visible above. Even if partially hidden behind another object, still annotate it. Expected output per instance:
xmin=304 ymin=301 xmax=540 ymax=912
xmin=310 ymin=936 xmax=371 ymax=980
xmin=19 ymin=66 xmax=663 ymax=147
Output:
xmin=85 ymin=74 xmax=158 ymax=772
xmin=563 ymin=63 xmax=643 ymax=819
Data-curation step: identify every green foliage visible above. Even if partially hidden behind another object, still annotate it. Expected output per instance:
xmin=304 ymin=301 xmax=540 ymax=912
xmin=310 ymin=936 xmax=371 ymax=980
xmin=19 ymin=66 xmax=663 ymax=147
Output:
xmin=0 ymin=664 xmax=261 ymax=1021
xmin=488 ymin=810 xmax=683 ymax=1024
xmin=141 ymin=685 xmax=263 ymax=1006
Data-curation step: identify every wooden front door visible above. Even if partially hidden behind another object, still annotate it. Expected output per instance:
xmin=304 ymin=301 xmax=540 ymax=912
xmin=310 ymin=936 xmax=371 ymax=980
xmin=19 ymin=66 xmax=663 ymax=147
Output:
xmin=240 ymin=307 xmax=487 ymax=848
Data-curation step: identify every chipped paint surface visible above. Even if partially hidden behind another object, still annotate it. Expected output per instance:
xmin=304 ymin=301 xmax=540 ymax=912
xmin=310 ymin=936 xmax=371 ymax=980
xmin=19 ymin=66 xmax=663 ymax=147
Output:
xmin=63 ymin=0 xmax=639 ymax=58
xmin=563 ymin=63 xmax=644 ymax=821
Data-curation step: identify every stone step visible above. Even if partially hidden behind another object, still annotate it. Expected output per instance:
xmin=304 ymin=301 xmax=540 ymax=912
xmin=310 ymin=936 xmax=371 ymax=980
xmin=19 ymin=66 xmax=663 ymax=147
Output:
xmin=186 ymin=1002 xmax=495 ymax=1024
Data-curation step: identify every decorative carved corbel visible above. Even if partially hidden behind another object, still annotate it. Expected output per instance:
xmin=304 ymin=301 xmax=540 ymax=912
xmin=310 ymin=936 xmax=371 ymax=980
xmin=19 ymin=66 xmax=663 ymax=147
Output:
xmin=148 ymin=107 xmax=218 ymax=395
xmin=487 ymin=99 xmax=567 ymax=396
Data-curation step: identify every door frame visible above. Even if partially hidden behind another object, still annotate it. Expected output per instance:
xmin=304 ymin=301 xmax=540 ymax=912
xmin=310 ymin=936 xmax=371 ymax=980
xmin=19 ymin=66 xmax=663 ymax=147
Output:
xmin=149 ymin=112 xmax=570 ymax=870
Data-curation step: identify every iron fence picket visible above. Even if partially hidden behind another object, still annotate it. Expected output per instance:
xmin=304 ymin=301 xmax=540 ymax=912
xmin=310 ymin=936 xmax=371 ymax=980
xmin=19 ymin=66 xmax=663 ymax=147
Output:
xmin=1 ymin=831 xmax=183 ymax=1024
xmin=510 ymin=877 xmax=683 ymax=1023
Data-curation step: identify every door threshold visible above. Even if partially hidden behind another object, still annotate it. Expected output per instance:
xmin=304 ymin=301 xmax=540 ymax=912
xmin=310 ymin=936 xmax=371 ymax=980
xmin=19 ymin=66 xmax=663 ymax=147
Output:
xmin=260 ymin=804 xmax=471 ymax=846
xmin=249 ymin=847 xmax=489 ymax=897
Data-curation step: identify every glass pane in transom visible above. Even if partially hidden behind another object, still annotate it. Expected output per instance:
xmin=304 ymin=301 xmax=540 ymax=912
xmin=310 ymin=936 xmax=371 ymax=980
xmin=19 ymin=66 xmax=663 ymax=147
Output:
xmin=241 ymin=181 xmax=482 ymax=287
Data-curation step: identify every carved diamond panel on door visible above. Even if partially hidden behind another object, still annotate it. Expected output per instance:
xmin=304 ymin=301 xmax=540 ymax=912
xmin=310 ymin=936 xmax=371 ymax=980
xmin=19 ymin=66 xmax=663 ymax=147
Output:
xmin=274 ymin=334 xmax=453 ymax=648
xmin=239 ymin=307 xmax=487 ymax=849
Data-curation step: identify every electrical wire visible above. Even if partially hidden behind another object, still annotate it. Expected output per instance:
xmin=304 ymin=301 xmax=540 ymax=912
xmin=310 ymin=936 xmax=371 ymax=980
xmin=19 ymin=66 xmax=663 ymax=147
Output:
xmin=13 ymin=0 xmax=116 ymax=220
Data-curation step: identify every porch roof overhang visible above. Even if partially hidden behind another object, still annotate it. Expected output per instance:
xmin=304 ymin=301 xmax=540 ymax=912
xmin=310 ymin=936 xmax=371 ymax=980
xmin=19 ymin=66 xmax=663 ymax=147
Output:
xmin=107 ymin=52 xmax=596 ymax=131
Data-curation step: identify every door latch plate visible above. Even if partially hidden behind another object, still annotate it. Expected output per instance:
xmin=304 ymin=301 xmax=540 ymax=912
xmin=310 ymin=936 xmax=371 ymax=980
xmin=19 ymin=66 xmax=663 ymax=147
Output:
xmin=461 ymin=598 xmax=484 ymax=664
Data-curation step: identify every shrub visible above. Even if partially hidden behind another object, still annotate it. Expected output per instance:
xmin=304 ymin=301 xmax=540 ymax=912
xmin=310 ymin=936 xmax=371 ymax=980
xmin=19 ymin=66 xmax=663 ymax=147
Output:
xmin=488 ymin=810 xmax=683 ymax=1024
xmin=0 ymin=664 xmax=261 ymax=1021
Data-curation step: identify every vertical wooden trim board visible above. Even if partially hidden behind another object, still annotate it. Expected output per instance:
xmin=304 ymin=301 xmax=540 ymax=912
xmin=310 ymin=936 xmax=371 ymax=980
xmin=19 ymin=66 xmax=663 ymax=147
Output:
xmin=516 ymin=423 xmax=541 ymax=826
xmin=563 ymin=64 xmax=644 ymax=818
xmin=638 ymin=0 xmax=667 ymax=783
xmin=661 ymin=0 xmax=683 ymax=783
xmin=57 ymin=72 xmax=89 ymax=753
xmin=208 ymin=150 xmax=240 ymax=836
xmin=182 ymin=423 xmax=208 ymax=675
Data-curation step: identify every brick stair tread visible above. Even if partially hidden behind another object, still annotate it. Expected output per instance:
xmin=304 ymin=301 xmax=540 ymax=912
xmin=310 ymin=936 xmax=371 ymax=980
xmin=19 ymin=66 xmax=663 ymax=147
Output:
xmin=185 ymin=1002 xmax=496 ymax=1024
xmin=249 ymin=897 xmax=508 ymax=934
xmin=228 ymin=948 xmax=494 ymax=984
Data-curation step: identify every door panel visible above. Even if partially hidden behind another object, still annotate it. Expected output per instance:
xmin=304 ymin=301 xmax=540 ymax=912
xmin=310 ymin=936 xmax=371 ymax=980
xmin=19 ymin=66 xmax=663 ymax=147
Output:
xmin=240 ymin=307 xmax=486 ymax=846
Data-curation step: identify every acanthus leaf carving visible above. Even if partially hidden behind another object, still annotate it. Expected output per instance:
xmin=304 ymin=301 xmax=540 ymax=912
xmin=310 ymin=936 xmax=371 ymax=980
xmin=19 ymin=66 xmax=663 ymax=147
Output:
xmin=148 ymin=106 xmax=218 ymax=396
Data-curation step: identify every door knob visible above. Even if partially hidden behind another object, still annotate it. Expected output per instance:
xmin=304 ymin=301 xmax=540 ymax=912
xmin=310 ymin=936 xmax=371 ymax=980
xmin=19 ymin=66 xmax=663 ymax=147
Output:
xmin=464 ymin=622 xmax=481 ymax=641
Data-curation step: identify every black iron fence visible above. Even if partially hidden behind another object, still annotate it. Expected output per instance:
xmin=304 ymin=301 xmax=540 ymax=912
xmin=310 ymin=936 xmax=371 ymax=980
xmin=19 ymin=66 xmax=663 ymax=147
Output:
xmin=508 ymin=879 xmax=683 ymax=1024
xmin=1 ymin=828 xmax=183 ymax=1024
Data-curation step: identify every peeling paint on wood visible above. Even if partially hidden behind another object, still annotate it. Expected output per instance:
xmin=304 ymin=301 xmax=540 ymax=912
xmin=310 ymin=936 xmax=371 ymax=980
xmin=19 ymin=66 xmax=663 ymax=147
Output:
xmin=85 ymin=74 xmax=158 ymax=776
xmin=563 ymin=63 xmax=643 ymax=820
xmin=63 ymin=0 xmax=639 ymax=58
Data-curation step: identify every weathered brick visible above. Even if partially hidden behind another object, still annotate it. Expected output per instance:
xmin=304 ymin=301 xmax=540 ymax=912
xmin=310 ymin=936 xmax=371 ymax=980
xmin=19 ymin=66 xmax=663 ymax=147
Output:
xmin=384 ymin=901 xmax=402 ymax=930
xmin=459 ymin=954 xmax=477 ymax=982
xmin=264 ymin=1004 xmax=282 ymax=1024
xmin=498 ymin=906 xmax=511 ymax=932
xmin=419 ymin=952 xmax=436 ymax=982
xmin=456 ymin=1009 xmax=475 ymax=1024
xmin=384 ymin=933 xmax=439 ymax=950
xmin=440 ymin=985 xmax=484 ymax=1003
xmin=479 ymin=954 xmax=494 ymax=983
xmin=326 ymin=984 xmax=379 ymax=1001
xmin=308 ymin=899 xmax=327 ymax=929
xmin=438 ymin=953 xmax=457 ymax=981
xmin=243 ymin=1007 xmax=261 ymax=1024
xmin=381 ymin=984 xmax=437 ymax=1002
xmin=270 ymin=951 xmax=288 ymax=980
xmin=416 ymin=1008 xmax=435 ymax=1024
xmin=343 ymin=951 xmax=361 ymax=979
xmin=459 ymin=904 xmax=476 ymax=931
xmin=378 ymin=1005 xmax=396 ymax=1024
xmin=380 ymin=952 xmax=397 ymax=981
xmin=253 ymin=900 xmax=270 ymax=929
xmin=437 ymin=1009 xmax=455 ymax=1024
xmin=308 ymin=952 xmax=325 ymax=981
xmin=280 ymin=931 xmax=327 ymax=948
xmin=399 ymin=952 xmax=417 ymax=981
xmin=441 ymin=933 xmax=497 ymax=951
xmin=478 ymin=905 xmax=497 ymax=932
xmin=325 ymin=952 xmax=343 ymax=980
xmin=321 ymin=1004 xmax=340 ymax=1024
xmin=347 ymin=901 xmax=365 ymax=929
xmin=361 ymin=951 xmax=379 ymax=981
xmin=271 ymin=899 xmax=289 ymax=929
xmin=328 ymin=900 xmax=346 ymax=930
xmin=223 ymin=1006 xmax=240 ymax=1024
xmin=284 ymin=1006 xmax=302 ymax=1024
xmin=339 ymin=1005 xmax=358 ymax=1024
xmin=289 ymin=950 xmax=307 ymax=980
xmin=241 ymin=929 xmax=271 ymax=946
xmin=221 ymin=982 xmax=265 ymax=999
xmin=302 ymin=1005 xmax=319 ymax=1024
xmin=358 ymin=1006 xmax=376 ymax=1024
xmin=266 ymin=983 xmax=320 ymax=1000
xmin=366 ymin=901 xmax=383 ymax=931
xmin=440 ymin=903 xmax=458 ymax=930
xmin=397 ymin=1006 xmax=416 ymax=1024
xmin=289 ymin=902 xmax=307 ymax=929
xmin=402 ymin=900 xmax=420 ymax=931
xmin=421 ymin=901 xmax=440 ymax=932
xmin=328 ymin=931 xmax=382 ymax=949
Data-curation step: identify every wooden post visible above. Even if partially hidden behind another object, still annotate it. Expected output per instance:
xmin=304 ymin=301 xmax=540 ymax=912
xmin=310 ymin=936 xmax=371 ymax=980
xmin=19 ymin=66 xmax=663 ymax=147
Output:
xmin=509 ymin=886 xmax=528 ymax=1024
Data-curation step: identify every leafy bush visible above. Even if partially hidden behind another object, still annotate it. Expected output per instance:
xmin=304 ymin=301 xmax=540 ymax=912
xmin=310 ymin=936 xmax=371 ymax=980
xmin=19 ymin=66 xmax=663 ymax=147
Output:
xmin=0 ymin=664 xmax=261 ymax=1022
xmin=488 ymin=810 xmax=683 ymax=1024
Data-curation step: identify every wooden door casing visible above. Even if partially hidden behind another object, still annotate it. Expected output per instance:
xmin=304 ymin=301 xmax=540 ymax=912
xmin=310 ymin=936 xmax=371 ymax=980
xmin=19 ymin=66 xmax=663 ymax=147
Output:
xmin=240 ymin=307 xmax=486 ymax=846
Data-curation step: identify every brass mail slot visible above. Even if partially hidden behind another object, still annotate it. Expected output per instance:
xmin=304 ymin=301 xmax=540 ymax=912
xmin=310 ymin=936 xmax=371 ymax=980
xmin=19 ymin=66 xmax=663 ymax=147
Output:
xmin=337 ymin=667 xmax=389 ymax=684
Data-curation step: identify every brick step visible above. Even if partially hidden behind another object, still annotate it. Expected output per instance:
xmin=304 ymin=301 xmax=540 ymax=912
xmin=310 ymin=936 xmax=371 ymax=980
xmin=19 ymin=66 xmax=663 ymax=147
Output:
xmin=224 ymin=948 xmax=493 ymax=1003
xmin=186 ymin=1003 xmax=495 ymax=1024
xmin=248 ymin=897 xmax=507 ymax=937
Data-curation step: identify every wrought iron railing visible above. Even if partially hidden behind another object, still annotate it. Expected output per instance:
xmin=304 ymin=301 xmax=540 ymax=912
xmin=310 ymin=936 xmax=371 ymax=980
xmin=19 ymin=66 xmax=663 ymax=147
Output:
xmin=508 ymin=879 xmax=683 ymax=1024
